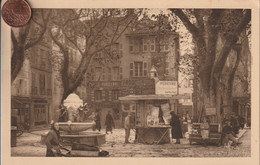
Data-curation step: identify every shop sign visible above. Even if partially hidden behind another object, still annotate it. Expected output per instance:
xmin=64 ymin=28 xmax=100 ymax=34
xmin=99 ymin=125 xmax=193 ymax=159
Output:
xmin=205 ymin=107 xmax=216 ymax=116
xmin=155 ymin=81 xmax=177 ymax=95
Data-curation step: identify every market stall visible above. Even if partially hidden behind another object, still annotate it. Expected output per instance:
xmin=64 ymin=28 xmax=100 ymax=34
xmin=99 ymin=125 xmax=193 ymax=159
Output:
xmin=119 ymin=94 xmax=187 ymax=144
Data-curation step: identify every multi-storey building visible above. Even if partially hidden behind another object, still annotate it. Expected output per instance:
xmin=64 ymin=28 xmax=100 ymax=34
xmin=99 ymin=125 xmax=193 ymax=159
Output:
xmin=11 ymin=33 xmax=53 ymax=129
xmin=86 ymin=27 xmax=180 ymax=127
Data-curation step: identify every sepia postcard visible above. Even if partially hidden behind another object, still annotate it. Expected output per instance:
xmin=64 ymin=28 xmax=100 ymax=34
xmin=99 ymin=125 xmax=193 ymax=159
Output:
xmin=1 ymin=0 xmax=259 ymax=165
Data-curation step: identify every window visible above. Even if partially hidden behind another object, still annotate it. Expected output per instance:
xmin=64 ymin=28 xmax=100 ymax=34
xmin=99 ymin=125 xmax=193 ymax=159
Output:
xmin=134 ymin=62 xmax=142 ymax=76
xmin=31 ymin=73 xmax=37 ymax=95
xmin=160 ymin=45 xmax=169 ymax=52
xmin=150 ymin=38 xmax=155 ymax=52
xmin=94 ymin=67 xmax=102 ymax=81
xmin=39 ymin=74 xmax=46 ymax=95
xmin=102 ymin=68 xmax=106 ymax=81
xmin=130 ymin=62 xmax=148 ymax=77
xmin=112 ymin=90 xmax=120 ymax=100
xmin=143 ymin=38 xmax=149 ymax=52
xmin=112 ymin=67 xmax=120 ymax=80
xmin=107 ymin=68 xmax=111 ymax=81
xmin=120 ymin=67 xmax=123 ymax=80
xmin=47 ymin=75 xmax=52 ymax=96
xmin=129 ymin=38 xmax=134 ymax=52
xmin=94 ymin=90 xmax=102 ymax=101
xmin=111 ymin=43 xmax=119 ymax=58
xmin=129 ymin=37 xmax=141 ymax=53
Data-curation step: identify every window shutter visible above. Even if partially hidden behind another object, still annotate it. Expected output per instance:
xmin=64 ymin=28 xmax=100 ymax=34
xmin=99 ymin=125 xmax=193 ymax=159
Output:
xmin=108 ymin=91 xmax=112 ymax=101
xmin=91 ymin=91 xmax=94 ymax=101
xmin=102 ymin=91 xmax=105 ymax=101
xmin=130 ymin=63 xmax=133 ymax=77
xmin=144 ymin=62 xmax=147 ymax=76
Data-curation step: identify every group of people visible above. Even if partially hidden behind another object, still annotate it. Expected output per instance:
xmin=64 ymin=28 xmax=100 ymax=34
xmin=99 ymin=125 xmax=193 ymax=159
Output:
xmin=199 ymin=114 xmax=243 ymax=147
xmin=90 ymin=110 xmax=115 ymax=134
xmin=46 ymin=107 xmax=245 ymax=157
xmin=169 ymin=111 xmax=244 ymax=147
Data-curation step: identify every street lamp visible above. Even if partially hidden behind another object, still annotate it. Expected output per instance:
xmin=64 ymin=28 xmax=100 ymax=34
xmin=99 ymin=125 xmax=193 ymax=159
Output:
xmin=150 ymin=66 xmax=157 ymax=78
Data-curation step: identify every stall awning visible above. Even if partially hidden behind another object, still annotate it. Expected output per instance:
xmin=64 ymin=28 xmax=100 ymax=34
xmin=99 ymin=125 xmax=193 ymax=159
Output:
xmin=119 ymin=94 xmax=190 ymax=101
xmin=11 ymin=96 xmax=31 ymax=109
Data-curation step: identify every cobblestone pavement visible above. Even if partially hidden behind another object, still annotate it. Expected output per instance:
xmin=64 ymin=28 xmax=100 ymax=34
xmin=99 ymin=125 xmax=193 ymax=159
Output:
xmin=11 ymin=128 xmax=250 ymax=157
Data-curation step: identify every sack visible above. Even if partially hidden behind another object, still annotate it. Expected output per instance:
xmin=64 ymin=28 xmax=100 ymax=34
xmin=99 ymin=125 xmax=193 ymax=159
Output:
xmin=99 ymin=150 xmax=109 ymax=157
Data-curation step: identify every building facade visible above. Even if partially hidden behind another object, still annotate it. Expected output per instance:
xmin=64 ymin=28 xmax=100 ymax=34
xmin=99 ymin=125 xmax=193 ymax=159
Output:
xmin=86 ymin=29 xmax=180 ymax=128
xmin=11 ymin=34 xmax=53 ymax=129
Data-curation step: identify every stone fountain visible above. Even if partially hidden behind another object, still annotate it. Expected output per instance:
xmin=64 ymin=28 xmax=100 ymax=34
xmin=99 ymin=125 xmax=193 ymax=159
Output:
xmin=42 ymin=93 xmax=106 ymax=157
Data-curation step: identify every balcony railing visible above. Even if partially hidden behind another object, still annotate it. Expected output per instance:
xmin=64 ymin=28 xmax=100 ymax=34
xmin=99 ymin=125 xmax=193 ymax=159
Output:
xmin=90 ymin=81 xmax=121 ymax=87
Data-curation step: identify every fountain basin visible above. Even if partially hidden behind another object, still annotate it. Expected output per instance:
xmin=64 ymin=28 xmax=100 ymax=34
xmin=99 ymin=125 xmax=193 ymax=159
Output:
xmin=41 ymin=131 xmax=106 ymax=146
xmin=61 ymin=131 xmax=106 ymax=146
xmin=57 ymin=122 xmax=94 ymax=133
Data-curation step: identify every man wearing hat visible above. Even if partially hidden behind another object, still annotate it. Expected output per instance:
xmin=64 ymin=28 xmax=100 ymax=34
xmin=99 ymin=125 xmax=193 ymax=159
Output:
xmin=222 ymin=120 xmax=242 ymax=147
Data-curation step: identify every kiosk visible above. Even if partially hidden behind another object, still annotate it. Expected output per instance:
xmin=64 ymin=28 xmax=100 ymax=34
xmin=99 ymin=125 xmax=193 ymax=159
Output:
xmin=119 ymin=94 xmax=188 ymax=144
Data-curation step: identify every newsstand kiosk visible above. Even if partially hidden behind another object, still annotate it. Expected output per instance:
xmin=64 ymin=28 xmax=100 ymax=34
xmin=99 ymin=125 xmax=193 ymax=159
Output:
xmin=119 ymin=94 xmax=187 ymax=144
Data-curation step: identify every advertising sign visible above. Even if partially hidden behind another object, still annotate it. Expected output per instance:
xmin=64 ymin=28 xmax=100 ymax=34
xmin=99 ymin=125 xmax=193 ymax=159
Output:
xmin=155 ymin=81 xmax=177 ymax=95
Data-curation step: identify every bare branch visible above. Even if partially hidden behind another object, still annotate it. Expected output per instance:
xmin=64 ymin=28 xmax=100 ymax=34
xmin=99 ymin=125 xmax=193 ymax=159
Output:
xmin=170 ymin=9 xmax=200 ymax=37
xmin=25 ymin=10 xmax=51 ymax=49
xmin=193 ymin=9 xmax=205 ymax=31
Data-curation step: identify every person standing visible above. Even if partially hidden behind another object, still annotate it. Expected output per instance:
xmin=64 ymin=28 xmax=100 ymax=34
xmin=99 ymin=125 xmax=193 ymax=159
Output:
xmin=105 ymin=111 xmax=115 ymax=134
xmin=230 ymin=113 xmax=239 ymax=135
xmin=170 ymin=111 xmax=183 ymax=144
xmin=238 ymin=115 xmax=245 ymax=129
xmin=124 ymin=112 xmax=135 ymax=143
xmin=46 ymin=120 xmax=61 ymax=157
xmin=95 ymin=111 xmax=101 ymax=132
xmin=200 ymin=117 xmax=210 ymax=147
xmin=58 ymin=105 xmax=68 ymax=122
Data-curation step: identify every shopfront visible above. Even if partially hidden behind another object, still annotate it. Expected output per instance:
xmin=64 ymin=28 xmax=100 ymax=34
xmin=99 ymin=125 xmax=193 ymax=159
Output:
xmin=31 ymin=99 xmax=49 ymax=127
xmin=11 ymin=96 xmax=31 ymax=130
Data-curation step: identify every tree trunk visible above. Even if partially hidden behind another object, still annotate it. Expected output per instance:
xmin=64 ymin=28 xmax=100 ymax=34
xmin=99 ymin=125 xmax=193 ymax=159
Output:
xmin=11 ymin=46 xmax=25 ymax=83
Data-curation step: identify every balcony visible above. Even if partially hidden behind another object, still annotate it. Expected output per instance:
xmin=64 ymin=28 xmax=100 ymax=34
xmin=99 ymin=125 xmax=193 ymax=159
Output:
xmin=90 ymin=81 xmax=121 ymax=88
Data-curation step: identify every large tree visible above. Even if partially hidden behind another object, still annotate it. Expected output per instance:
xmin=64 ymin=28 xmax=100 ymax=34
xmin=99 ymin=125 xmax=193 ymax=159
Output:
xmin=170 ymin=9 xmax=251 ymax=123
xmin=11 ymin=9 xmax=51 ymax=83
xmin=49 ymin=9 xmax=140 ymax=103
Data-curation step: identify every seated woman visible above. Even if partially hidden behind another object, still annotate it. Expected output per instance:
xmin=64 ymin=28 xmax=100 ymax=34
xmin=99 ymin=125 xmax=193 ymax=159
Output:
xmin=46 ymin=120 xmax=62 ymax=157
xmin=200 ymin=117 xmax=210 ymax=147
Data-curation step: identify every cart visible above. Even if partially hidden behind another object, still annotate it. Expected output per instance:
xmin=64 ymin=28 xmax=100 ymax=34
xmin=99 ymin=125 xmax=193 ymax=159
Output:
xmin=188 ymin=123 xmax=222 ymax=146
xmin=11 ymin=108 xmax=30 ymax=137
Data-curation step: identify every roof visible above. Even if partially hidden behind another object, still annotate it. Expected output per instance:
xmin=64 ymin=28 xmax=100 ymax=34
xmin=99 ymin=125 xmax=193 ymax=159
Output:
xmin=119 ymin=94 xmax=190 ymax=101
